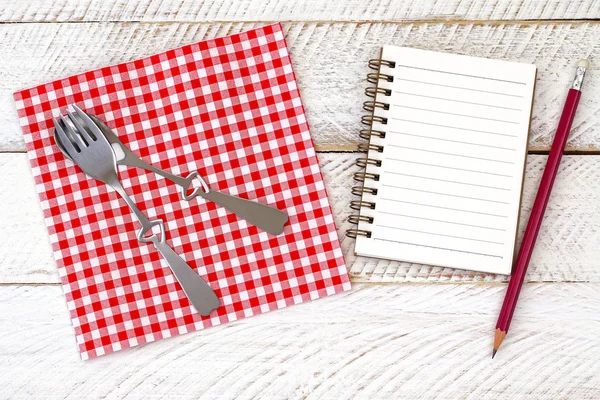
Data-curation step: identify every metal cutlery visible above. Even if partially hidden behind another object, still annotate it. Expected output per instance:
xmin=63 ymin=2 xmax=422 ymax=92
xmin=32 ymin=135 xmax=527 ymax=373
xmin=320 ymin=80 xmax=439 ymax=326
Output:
xmin=55 ymin=113 xmax=288 ymax=236
xmin=54 ymin=105 xmax=220 ymax=316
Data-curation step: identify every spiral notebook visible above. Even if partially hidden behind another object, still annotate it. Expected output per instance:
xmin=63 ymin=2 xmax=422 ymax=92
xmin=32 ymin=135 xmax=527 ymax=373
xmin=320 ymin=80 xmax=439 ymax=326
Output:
xmin=349 ymin=45 xmax=537 ymax=275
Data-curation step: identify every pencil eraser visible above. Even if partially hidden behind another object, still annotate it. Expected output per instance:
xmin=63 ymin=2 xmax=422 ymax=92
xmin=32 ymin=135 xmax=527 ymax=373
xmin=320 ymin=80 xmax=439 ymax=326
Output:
xmin=578 ymin=59 xmax=589 ymax=69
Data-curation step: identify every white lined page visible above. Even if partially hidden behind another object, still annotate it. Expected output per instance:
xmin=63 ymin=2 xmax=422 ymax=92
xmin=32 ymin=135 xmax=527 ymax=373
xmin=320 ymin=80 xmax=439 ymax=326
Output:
xmin=355 ymin=46 xmax=536 ymax=274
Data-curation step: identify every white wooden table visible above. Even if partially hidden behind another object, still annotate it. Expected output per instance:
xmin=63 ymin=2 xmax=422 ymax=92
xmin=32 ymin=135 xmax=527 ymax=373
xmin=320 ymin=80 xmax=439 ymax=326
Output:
xmin=1 ymin=1 xmax=600 ymax=398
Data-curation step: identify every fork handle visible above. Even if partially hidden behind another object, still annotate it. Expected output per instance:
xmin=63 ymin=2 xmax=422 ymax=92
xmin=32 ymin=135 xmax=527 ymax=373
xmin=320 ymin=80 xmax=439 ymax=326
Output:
xmin=119 ymin=147 xmax=189 ymax=188
xmin=109 ymin=180 xmax=220 ymax=316
xmin=201 ymin=189 xmax=289 ymax=235
xmin=112 ymin=140 xmax=288 ymax=235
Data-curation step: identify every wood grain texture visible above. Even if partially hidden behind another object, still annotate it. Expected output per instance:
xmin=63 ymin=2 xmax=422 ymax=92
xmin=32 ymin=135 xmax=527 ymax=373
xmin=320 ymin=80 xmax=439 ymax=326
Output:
xmin=3 ymin=152 xmax=600 ymax=284
xmin=1 ymin=283 xmax=599 ymax=398
xmin=1 ymin=0 xmax=598 ymax=22
xmin=0 ymin=154 xmax=56 ymax=284
xmin=1 ymin=22 xmax=600 ymax=152
xmin=2 ymin=2 xmax=599 ymax=397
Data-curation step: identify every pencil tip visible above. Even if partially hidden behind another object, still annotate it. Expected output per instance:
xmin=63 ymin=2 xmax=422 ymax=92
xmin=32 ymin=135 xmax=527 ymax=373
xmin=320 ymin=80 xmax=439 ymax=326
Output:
xmin=492 ymin=349 xmax=497 ymax=359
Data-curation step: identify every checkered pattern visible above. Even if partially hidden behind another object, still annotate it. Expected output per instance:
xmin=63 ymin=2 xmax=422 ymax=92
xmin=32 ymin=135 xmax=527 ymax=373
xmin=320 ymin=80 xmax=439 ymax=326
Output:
xmin=13 ymin=23 xmax=350 ymax=360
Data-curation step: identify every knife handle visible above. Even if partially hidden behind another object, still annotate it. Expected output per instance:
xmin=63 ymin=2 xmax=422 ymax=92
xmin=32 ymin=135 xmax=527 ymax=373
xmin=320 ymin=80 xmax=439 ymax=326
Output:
xmin=154 ymin=240 xmax=220 ymax=316
xmin=110 ymin=180 xmax=220 ymax=317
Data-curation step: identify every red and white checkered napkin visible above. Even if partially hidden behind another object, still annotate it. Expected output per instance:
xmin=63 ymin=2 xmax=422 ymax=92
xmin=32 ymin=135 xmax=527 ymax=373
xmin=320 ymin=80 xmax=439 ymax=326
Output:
xmin=14 ymin=23 xmax=350 ymax=359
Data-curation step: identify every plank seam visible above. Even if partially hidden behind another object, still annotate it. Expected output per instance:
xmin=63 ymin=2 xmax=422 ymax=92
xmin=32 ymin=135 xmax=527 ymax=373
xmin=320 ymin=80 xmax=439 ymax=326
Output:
xmin=0 ymin=19 xmax=600 ymax=25
xmin=0 ymin=280 xmax=592 ymax=287
xmin=8 ymin=150 xmax=600 ymax=155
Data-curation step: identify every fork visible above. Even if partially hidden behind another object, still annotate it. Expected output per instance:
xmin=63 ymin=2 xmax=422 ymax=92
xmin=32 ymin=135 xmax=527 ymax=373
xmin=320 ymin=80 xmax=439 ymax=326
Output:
xmin=54 ymin=105 xmax=220 ymax=316
xmin=55 ymin=113 xmax=289 ymax=235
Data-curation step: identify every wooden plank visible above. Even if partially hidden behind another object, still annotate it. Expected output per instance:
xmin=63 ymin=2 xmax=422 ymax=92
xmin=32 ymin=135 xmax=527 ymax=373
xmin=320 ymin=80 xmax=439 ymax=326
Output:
xmin=1 ymin=0 xmax=598 ymax=22
xmin=3 ymin=152 xmax=600 ymax=284
xmin=331 ymin=153 xmax=600 ymax=283
xmin=1 ymin=22 xmax=600 ymax=152
xmin=0 ymin=154 xmax=57 ymax=284
xmin=1 ymin=282 xmax=599 ymax=398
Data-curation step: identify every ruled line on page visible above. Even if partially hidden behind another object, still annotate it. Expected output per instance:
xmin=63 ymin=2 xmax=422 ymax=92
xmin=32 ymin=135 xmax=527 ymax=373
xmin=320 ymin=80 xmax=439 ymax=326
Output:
xmin=393 ymin=78 xmax=525 ymax=98
xmin=377 ymin=211 xmax=507 ymax=231
xmin=384 ymin=161 xmax=513 ymax=178
xmin=392 ymin=91 xmax=522 ymax=111
xmin=386 ymin=145 xmax=515 ymax=164
xmin=381 ymin=184 xmax=510 ymax=204
xmin=377 ymin=225 xmax=505 ymax=245
xmin=373 ymin=238 xmax=504 ymax=259
xmin=383 ymin=171 xmax=512 ymax=191
xmin=391 ymin=105 xmax=520 ymax=124
xmin=393 ymin=64 xmax=527 ymax=85
xmin=379 ymin=198 xmax=509 ymax=218
xmin=387 ymin=131 xmax=517 ymax=151
xmin=389 ymin=118 xmax=519 ymax=137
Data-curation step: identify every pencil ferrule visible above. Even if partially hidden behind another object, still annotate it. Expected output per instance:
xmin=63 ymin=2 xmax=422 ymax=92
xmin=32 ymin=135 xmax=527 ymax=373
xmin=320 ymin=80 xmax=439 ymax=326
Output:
xmin=571 ymin=66 xmax=587 ymax=91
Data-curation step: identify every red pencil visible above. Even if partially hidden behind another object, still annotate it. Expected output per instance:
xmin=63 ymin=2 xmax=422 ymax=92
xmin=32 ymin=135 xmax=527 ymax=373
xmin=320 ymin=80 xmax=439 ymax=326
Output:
xmin=493 ymin=59 xmax=589 ymax=358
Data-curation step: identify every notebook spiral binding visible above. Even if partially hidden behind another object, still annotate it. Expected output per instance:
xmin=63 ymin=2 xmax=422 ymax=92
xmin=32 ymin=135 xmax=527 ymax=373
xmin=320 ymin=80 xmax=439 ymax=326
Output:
xmin=346 ymin=57 xmax=395 ymax=239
